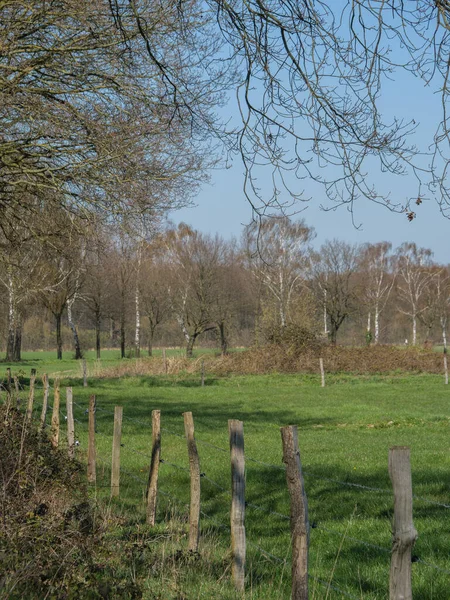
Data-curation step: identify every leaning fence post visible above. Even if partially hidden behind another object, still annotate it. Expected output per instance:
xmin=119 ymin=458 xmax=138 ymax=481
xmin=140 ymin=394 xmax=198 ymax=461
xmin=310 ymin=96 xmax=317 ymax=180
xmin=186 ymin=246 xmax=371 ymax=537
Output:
xmin=40 ymin=374 xmax=49 ymax=430
xmin=229 ymin=419 xmax=245 ymax=592
xmin=146 ymin=409 xmax=161 ymax=525
xmin=281 ymin=425 xmax=309 ymax=600
xmin=26 ymin=368 xmax=36 ymax=423
xmin=319 ymin=358 xmax=325 ymax=388
xmin=87 ymin=395 xmax=96 ymax=484
xmin=66 ymin=387 xmax=75 ymax=458
xmin=111 ymin=406 xmax=123 ymax=497
xmin=51 ymin=379 xmax=60 ymax=448
xmin=183 ymin=411 xmax=201 ymax=552
xmin=389 ymin=446 xmax=417 ymax=600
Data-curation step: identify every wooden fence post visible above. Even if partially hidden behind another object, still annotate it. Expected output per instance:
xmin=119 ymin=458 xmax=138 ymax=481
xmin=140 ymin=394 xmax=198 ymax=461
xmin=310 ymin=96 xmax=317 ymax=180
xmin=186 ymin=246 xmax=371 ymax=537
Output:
xmin=319 ymin=358 xmax=325 ymax=388
xmin=281 ymin=425 xmax=309 ymax=600
xmin=83 ymin=359 xmax=88 ymax=387
xmin=111 ymin=406 xmax=123 ymax=497
xmin=87 ymin=395 xmax=96 ymax=484
xmin=51 ymin=379 xmax=60 ymax=448
xmin=40 ymin=374 xmax=49 ymax=430
xmin=26 ymin=368 xmax=36 ymax=423
xmin=146 ymin=409 xmax=161 ymax=525
xmin=229 ymin=419 xmax=245 ymax=592
xmin=66 ymin=387 xmax=75 ymax=458
xmin=389 ymin=446 xmax=417 ymax=600
xmin=183 ymin=411 xmax=201 ymax=552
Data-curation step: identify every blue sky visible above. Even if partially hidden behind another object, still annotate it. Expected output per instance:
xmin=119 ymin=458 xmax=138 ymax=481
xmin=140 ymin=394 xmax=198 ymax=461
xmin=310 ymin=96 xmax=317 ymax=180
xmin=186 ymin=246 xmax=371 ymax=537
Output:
xmin=172 ymin=14 xmax=450 ymax=264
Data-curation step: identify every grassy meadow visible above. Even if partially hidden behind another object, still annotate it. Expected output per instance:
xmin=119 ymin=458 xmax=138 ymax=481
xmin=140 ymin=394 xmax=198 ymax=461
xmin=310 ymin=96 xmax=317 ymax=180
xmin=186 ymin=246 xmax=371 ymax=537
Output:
xmin=2 ymin=351 xmax=450 ymax=599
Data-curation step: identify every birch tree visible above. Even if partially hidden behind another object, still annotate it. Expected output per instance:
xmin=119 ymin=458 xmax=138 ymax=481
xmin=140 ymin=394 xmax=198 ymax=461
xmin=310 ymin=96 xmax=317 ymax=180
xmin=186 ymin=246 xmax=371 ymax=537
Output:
xmin=395 ymin=243 xmax=435 ymax=346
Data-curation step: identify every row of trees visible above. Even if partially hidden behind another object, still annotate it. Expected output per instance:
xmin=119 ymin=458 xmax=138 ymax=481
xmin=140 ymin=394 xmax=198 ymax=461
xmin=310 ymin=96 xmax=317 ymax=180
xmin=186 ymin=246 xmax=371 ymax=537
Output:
xmin=1 ymin=217 xmax=449 ymax=360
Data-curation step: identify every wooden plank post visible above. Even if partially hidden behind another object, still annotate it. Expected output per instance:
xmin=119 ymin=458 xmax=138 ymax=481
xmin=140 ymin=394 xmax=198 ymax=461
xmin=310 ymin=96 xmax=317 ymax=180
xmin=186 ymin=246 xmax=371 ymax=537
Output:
xmin=66 ymin=387 xmax=75 ymax=458
xmin=40 ymin=374 xmax=49 ymax=430
xmin=229 ymin=419 xmax=246 ymax=592
xmin=51 ymin=379 xmax=60 ymax=448
xmin=87 ymin=395 xmax=97 ymax=484
xmin=26 ymin=368 xmax=37 ymax=423
xmin=111 ymin=406 xmax=123 ymax=497
xmin=319 ymin=358 xmax=325 ymax=388
xmin=389 ymin=446 xmax=417 ymax=600
xmin=183 ymin=411 xmax=201 ymax=552
xmin=280 ymin=425 xmax=309 ymax=600
xmin=146 ymin=409 xmax=161 ymax=525
xmin=83 ymin=358 xmax=88 ymax=387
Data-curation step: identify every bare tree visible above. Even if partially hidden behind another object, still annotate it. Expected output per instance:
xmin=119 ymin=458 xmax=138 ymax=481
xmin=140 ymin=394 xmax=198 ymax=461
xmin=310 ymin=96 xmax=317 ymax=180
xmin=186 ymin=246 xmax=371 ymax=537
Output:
xmin=310 ymin=240 xmax=360 ymax=345
xmin=360 ymin=242 xmax=396 ymax=344
xmin=245 ymin=218 xmax=314 ymax=331
xmin=395 ymin=243 xmax=435 ymax=346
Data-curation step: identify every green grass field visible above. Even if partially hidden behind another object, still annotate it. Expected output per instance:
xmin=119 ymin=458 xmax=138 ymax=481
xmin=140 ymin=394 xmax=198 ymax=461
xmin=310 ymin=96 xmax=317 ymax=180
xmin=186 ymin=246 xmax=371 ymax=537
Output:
xmin=4 ymin=353 xmax=450 ymax=599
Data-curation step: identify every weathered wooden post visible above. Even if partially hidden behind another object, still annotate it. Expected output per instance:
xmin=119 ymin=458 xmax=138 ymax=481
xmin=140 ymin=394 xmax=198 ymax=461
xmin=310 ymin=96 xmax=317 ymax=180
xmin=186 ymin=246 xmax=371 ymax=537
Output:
xmin=66 ymin=387 xmax=75 ymax=458
xmin=389 ymin=446 xmax=417 ymax=600
xmin=229 ymin=419 xmax=245 ymax=592
xmin=146 ymin=410 xmax=161 ymax=525
xmin=183 ymin=411 xmax=201 ymax=551
xmin=111 ymin=406 xmax=123 ymax=497
xmin=281 ymin=425 xmax=309 ymax=600
xmin=26 ymin=369 xmax=36 ymax=423
xmin=319 ymin=358 xmax=325 ymax=388
xmin=51 ymin=379 xmax=60 ymax=448
xmin=40 ymin=374 xmax=49 ymax=430
xmin=87 ymin=395 xmax=96 ymax=484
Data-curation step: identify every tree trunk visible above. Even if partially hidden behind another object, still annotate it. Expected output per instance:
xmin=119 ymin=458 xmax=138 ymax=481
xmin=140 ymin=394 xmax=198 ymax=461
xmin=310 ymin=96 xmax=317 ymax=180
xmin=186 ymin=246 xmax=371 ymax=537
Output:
xmin=6 ymin=276 xmax=16 ymax=361
xmin=219 ymin=322 xmax=228 ymax=355
xmin=186 ymin=334 xmax=197 ymax=358
xmin=120 ymin=289 xmax=126 ymax=359
xmin=13 ymin=315 xmax=22 ymax=362
xmin=135 ymin=282 xmax=141 ymax=358
xmin=67 ymin=298 xmax=82 ymax=359
xmin=55 ymin=312 xmax=63 ymax=360
xmin=95 ymin=307 xmax=101 ymax=359
xmin=329 ymin=324 xmax=338 ymax=345
xmin=412 ymin=313 xmax=417 ymax=346
xmin=374 ymin=304 xmax=380 ymax=344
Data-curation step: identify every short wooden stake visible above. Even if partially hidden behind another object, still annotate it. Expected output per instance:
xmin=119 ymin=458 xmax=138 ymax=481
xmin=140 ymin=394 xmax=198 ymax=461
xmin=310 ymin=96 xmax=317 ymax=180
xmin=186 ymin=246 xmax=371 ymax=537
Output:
xmin=229 ymin=419 xmax=245 ymax=591
xmin=66 ymin=388 xmax=75 ymax=458
xmin=146 ymin=409 xmax=161 ymax=525
xmin=389 ymin=446 xmax=417 ymax=600
xmin=40 ymin=374 xmax=49 ymax=430
xmin=183 ymin=411 xmax=201 ymax=551
xmin=26 ymin=368 xmax=37 ymax=423
xmin=111 ymin=406 xmax=123 ymax=497
xmin=87 ymin=395 xmax=97 ymax=484
xmin=319 ymin=358 xmax=325 ymax=387
xmin=51 ymin=379 xmax=60 ymax=448
xmin=281 ymin=425 xmax=309 ymax=600
xmin=83 ymin=359 xmax=88 ymax=387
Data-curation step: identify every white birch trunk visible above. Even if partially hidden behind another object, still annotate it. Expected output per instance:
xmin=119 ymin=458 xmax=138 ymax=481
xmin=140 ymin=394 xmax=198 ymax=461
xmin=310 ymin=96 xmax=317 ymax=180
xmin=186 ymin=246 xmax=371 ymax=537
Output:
xmin=412 ymin=313 xmax=417 ymax=346
xmin=134 ymin=240 xmax=143 ymax=358
xmin=323 ymin=289 xmax=328 ymax=335
xmin=374 ymin=304 xmax=380 ymax=344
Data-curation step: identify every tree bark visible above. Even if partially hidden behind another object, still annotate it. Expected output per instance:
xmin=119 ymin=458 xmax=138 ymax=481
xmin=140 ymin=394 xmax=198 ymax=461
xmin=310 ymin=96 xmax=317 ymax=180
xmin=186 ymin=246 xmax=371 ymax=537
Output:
xmin=219 ymin=322 xmax=228 ymax=355
xmin=67 ymin=297 xmax=82 ymax=359
xmin=186 ymin=333 xmax=198 ymax=358
xmin=95 ymin=306 xmax=101 ymax=359
xmin=55 ymin=311 xmax=63 ymax=360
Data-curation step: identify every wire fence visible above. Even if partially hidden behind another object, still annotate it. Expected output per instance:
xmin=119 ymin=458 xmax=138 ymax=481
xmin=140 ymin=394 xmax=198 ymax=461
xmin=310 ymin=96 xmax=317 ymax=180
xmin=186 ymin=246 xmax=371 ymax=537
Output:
xmin=2 ymin=376 xmax=450 ymax=598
